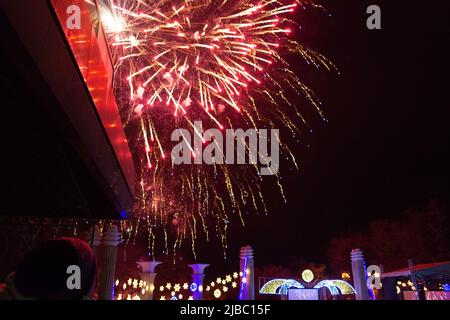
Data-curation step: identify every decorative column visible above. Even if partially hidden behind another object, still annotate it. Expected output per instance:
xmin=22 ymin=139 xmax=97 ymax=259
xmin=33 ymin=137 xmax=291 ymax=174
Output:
xmin=351 ymin=248 xmax=369 ymax=300
xmin=188 ymin=264 xmax=209 ymax=300
xmin=84 ymin=225 xmax=101 ymax=255
xmin=137 ymin=260 xmax=162 ymax=300
xmin=98 ymin=225 xmax=121 ymax=300
xmin=81 ymin=225 xmax=102 ymax=299
xmin=239 ymin=246 xmax=255 ymax=300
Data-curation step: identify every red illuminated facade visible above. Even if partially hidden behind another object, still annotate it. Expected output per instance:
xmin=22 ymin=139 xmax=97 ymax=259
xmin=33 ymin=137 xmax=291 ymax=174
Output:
xmin=0 ymin=0 xmax=136 ymax=218
xmin=51 ymin=0 xmax=135 ymax=191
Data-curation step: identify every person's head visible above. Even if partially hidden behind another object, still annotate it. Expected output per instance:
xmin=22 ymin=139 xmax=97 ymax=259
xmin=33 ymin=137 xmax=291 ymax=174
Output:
xmin=14 ymin=237 xmax=97 ymax=299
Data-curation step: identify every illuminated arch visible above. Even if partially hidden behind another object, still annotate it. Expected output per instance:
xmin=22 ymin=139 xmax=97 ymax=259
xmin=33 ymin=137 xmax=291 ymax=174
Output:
xmin=314 ymin=280 xmax=356 ymax=295
xmin=259 ymin=279 xmax=304 ymax=295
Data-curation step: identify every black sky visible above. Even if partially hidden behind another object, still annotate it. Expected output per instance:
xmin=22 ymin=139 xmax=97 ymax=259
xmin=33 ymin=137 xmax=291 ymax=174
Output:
xmin=191 ymin=0 xmax=450 ymax=274
xmin=2 ymin=0 xmax=449 ymax=278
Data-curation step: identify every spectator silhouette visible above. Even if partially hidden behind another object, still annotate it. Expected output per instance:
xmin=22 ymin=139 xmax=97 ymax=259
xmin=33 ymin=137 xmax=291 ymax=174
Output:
xmin=0 ymin=237 xmax=97 ymax=299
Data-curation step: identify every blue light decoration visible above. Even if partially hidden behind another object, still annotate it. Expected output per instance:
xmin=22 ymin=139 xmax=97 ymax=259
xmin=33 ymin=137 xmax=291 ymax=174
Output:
xmin=444 ymin=284 xmax=450 ymax=292
xmin=313 ymin=280 xmax=356 ymax=295
xmin=190 ymin=282 xmax=198 ymax=292
xmin=279 ymin=280 xmax=305 ymax=295
xmin=259 ymin=279 xmax=304 ymax=295
xmin=120 ymin=210 xmax=127 ymax=219
xmin=314 ymin=280 xmax=339 ymax=295
xmin=170 ymin=296 xmax=178 ymax=300
xmin=238 ymin=256 xmax=249 ymax=300
xmin=362 ymin=260 xmax=375 ymax=300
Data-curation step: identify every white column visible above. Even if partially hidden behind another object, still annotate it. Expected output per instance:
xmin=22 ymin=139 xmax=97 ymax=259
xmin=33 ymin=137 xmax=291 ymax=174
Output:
xmin=98 ymin=225 xmax=121 ymax=300
xmin=188 ymin=264 xmax=209 ymax=300
xmin=137 ymin=260 xmax=162 ymax=300
xmin=351 ymin=248 xmax=369 ymax=300
xmin=82 ymin=225 xmax=101 ymax=299
xmin=239 ymin=246 xmax=255 ymax=300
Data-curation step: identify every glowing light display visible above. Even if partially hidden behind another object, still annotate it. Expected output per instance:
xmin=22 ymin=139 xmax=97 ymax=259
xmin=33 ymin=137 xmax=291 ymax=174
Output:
xmin=190 ymin=282 xmax=198 ymax=292
xmin=259 ymin=278 xmax=356 ymax=296
xmin=313 ymin=280 xmax=356 ymax=295
xmin=123 ymin=271 xmax=241 ymax=300
xmin=301 ymin=269 xmax=314 ymax=283
xmin=259 ymin=279 xmax=304 ymax=295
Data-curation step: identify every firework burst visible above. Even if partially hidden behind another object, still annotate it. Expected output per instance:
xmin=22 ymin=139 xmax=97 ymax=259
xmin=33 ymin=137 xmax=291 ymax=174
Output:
xmin=96 ymin=0 xmax=335 ymax=258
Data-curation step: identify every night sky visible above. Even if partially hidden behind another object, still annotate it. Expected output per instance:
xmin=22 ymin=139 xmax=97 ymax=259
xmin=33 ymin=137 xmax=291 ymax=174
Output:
xmin=1 ymin=0 xmax=449 ymax=278
xmin=192 ymin=0 xmax=450 ymax=272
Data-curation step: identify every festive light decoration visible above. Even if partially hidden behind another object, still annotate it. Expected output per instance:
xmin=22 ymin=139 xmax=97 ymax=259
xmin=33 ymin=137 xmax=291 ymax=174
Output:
xmin=144 ymin=270 xmax=241 ymax=300
xmin=238 ymin=256 xmax=249 ymax=299
xmin=341 ymin=272 xmax=351 ymax=280
xmin=259 ymin=279 xmax=304 ymax=295
xmin=313 ymin=280 xmax=356 ymax=295
xmin=259 ymin=278 xmax=356 ymax=296
xmin=115 ymin=272 xmax=242 ymax=300
xmin=313 ymin=280 xmax=339 ymax=295
xmin=190 ymin=282 xmax=198 ymax=292
xmin=301 ymin=269 xmax=314 ymax=283
xmin=214 ymin=289 xmax=222 ymax=299
xmin=97 ymin=0 xmax=333 ymax=257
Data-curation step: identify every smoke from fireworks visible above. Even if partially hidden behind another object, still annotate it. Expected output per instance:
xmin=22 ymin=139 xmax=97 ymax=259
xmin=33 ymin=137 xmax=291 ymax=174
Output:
xmin=96 ymin=0 xmax=334 ymax=258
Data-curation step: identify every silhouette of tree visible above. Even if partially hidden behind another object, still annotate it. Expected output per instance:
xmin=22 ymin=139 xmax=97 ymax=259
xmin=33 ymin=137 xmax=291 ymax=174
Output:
xmin=327 ymin=200 xmax=450 ymax=273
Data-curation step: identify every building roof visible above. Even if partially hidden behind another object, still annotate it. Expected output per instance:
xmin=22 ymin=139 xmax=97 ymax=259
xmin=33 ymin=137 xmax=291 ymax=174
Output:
xmin=382 ymin=261 xmax=450 ymax=278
